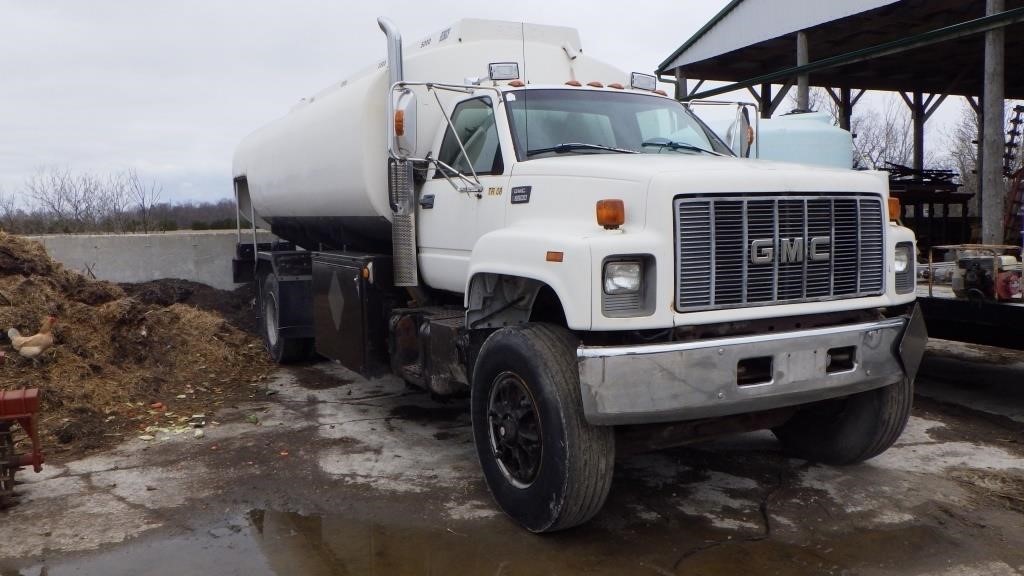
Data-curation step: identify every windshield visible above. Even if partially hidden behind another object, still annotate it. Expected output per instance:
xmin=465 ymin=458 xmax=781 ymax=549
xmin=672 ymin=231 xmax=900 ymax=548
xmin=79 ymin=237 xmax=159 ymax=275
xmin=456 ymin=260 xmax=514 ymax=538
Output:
xmin=505 ymin=89 xmax=732 ymax=160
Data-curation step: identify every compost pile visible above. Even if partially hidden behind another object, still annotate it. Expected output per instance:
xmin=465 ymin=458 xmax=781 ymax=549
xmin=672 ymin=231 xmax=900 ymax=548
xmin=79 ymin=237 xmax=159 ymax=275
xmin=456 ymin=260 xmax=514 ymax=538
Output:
xmin=0 ymin=232 xmax=272 ymax=456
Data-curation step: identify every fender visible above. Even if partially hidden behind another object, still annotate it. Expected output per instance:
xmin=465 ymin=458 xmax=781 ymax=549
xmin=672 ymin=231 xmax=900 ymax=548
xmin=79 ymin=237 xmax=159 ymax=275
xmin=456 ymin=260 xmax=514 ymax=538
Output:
xmin=465 ymin=226 xmax=594 ymax=330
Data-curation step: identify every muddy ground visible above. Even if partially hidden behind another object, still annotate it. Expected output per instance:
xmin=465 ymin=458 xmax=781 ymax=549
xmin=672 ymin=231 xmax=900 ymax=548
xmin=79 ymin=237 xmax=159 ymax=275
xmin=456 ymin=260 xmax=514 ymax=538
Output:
xmin=1 ymin=339 xmax=1023 ymax=576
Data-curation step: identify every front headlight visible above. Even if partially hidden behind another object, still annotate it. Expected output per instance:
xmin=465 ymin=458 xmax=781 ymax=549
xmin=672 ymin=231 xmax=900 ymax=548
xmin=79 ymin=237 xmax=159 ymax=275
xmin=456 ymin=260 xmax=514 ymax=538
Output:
xmin=604 ymin=261 xmax=642 ymax=294
xmin=894 ymin=246 xmax=910 ymax=273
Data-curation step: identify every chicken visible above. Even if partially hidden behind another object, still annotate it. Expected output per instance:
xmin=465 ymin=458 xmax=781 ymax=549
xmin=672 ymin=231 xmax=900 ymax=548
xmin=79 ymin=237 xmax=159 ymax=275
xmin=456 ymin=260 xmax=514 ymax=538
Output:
xmin=7 ymin=316 xmax=57 ymax=360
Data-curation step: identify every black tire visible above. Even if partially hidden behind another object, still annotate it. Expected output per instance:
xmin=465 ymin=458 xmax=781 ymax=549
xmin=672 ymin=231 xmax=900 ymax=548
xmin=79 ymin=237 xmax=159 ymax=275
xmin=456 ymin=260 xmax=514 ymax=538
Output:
xmin=772 ymin=378 xmax=913 ymax=465
xmin=471 ymin=324 xmax=615 ymax=533
xmin=260 ymin=273 xmax=310 ymax=364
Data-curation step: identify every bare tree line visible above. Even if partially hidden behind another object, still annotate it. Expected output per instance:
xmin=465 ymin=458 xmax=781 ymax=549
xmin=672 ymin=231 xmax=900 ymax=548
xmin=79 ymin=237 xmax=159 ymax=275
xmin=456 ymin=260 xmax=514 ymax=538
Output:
xmin=0 ymin=167 xmax=235 ymax=235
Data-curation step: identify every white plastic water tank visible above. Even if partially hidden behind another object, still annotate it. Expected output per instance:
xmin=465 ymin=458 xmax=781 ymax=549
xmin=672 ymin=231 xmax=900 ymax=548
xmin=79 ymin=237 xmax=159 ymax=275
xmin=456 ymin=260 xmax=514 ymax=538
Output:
xmin=756 ymin=111 xmax=853 ymax=169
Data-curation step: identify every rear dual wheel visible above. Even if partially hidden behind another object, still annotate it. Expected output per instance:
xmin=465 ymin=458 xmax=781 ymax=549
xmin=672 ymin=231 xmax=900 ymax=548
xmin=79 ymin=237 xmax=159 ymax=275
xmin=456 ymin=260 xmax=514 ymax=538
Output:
xmin=471 ymin=324 xmax=615 ymax=533
xmin=260 ymin=273 xmax=313 ymax=364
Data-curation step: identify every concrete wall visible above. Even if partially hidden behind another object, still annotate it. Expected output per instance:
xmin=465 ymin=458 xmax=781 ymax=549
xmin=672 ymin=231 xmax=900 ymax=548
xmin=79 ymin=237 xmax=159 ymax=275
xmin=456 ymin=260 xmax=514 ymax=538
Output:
xmin=29 ymin=230 xmax=276 ymax=290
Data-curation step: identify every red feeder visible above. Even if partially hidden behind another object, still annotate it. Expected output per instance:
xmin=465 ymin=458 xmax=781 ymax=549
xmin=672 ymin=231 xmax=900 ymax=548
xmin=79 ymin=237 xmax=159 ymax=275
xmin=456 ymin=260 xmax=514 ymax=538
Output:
xmin=0 ymin=389 xmax=44 ymax=505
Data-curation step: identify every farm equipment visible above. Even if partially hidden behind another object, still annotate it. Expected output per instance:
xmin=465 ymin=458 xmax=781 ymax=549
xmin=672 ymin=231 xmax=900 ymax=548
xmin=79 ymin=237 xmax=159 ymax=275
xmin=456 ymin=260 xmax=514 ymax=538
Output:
xmin=0 ymin=388 xmax=44 ymax=507
xmin=928 ymin=245 xmax=1023 ymax=302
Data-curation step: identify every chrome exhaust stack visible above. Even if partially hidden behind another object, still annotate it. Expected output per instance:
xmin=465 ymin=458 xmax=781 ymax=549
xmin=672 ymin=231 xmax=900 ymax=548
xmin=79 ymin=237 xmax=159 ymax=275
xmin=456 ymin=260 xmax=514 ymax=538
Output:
xmin=379 ymin=17 xmax=418 ymax=287
xmin=377 ymin=17 xmax=404 ymax=87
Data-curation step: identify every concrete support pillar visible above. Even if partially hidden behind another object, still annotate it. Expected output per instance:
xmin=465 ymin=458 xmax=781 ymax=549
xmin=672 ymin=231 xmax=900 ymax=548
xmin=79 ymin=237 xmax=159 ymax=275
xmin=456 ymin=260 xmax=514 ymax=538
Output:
xmin=982 ymin=0 xmax=1006 ymax=244
xmin=912 ymin=91 xmax=925 ymax=171
xmin=674 ymin=69 xmax=687 ymax=101
xmin=796 ymin=31 xmax=809 ymax=110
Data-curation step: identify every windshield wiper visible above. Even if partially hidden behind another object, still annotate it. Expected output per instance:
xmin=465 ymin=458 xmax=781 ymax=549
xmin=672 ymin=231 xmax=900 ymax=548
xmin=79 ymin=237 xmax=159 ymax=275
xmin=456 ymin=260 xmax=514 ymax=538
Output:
xmin=641 ymin=139 xmax=721 ymax=156
xmin=526 ymin=142 xmax=638 ymax=157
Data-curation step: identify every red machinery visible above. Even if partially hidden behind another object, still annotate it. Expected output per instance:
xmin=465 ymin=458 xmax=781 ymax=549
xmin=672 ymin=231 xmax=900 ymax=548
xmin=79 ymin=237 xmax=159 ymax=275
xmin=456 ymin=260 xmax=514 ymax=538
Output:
xmin=0 ymin=389 xmax=44 ymax=506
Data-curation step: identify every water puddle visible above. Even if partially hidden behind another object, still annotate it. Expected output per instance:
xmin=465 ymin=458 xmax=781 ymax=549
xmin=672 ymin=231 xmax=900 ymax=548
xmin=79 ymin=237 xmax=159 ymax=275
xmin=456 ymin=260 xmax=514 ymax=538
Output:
xmin=13 ymin=505 xmax=968 ymax=576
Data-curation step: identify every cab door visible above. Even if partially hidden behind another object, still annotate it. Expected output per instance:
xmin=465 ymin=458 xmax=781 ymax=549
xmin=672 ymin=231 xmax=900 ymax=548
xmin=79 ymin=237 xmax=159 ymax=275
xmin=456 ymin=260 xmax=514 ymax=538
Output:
xmin=417 ymin=96 xmax=509 ymax=292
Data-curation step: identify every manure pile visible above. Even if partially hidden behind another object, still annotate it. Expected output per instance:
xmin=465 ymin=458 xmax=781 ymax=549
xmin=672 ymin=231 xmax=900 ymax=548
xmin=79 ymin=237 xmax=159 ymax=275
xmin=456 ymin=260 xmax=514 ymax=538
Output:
xmin=0 ymin=232 xmax=272 ymax=456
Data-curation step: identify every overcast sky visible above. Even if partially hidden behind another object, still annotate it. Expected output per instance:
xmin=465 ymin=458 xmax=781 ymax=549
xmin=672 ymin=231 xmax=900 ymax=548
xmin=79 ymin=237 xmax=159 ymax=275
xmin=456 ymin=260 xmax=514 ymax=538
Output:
xmin=2 ymin=1 xmax=972 ymax=206
xmin=0 ymin=1 xmax=736 ymax=204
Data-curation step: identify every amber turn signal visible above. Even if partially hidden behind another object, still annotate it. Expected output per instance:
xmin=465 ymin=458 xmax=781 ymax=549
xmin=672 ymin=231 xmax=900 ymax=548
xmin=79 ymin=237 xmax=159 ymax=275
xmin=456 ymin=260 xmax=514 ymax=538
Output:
xmin=888 ymin=197 xmax=901 ymax=221
xmin=546 ymin=251 xmax=564 ymax=262
xmin=394 ymin=110 xmax=405 ymax=136
xmin=596 ymin=199 xmax=625 ymax=230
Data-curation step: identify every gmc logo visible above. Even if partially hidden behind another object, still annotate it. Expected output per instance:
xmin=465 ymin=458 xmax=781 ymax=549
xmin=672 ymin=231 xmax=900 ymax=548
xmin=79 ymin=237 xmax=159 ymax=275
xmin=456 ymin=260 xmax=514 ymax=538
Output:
xmin=750 ymin=237 xmax=831 ymax=264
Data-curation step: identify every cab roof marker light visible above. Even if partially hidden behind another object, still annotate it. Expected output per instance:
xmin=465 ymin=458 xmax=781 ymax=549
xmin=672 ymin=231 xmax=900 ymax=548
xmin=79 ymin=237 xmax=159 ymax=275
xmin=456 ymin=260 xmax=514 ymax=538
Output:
xmin=565 ymin=80 xmax=582 ymax=87
xmin=608 ymin=83 xmax=624 ymax=89
xmin=587 ymin=81 xmax=604 ymax=88
xmin=630 ymin=72 xmax=657 ymax=92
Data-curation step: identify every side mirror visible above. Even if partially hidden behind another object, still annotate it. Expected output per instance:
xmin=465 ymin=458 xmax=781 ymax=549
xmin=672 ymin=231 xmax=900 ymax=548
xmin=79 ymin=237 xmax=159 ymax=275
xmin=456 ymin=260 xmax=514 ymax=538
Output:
xmin=726 ymin=106 xmax=753 ymax=158
xmin=391 ymin=89 xmax=417 ymax=158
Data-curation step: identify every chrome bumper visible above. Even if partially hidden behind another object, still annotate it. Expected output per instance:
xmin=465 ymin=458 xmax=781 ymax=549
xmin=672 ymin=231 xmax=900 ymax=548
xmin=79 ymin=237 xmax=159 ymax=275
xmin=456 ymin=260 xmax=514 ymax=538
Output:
xmin=577 ymin=305 xmax=927 ymax=426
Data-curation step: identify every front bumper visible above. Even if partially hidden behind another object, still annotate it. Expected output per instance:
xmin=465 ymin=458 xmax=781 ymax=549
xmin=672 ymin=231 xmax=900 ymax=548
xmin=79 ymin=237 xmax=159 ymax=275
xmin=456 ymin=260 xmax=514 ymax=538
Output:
xmin=577 ymin=305 xmax=927 ymax=425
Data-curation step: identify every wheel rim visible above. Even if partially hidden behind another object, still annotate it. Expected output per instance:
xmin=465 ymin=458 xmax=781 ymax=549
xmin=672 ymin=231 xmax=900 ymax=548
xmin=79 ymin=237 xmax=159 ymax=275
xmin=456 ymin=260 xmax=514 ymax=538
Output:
xmin=487 ymin=371 xmax=543 ymax=488
xmin=264 ymin=293 xmax=279 ymax=347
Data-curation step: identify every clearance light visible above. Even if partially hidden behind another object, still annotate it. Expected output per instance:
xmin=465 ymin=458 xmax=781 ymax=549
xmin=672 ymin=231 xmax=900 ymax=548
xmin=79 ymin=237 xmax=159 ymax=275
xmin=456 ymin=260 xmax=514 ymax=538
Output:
xmin=608 ymin=83 xmax=624 ymax=89
xmin=630 ymin=72 xmax=657 ymax=91
xmin=546 ymin=251 xmax=564 ymax=263
xmin=394 ymin=110 xmax=405 ymax=136
xmin=508 ymin=80 xmax=525 ymax=87
xmin=587 ymin=81 xmax=604 ymax=88
xmin=565 ymin=80 xmax=582 ymax=87
xmin=596 ymin=199 xmax=625 ymax=230
xmin=653 ymin=89 xmax=668 ymax=96
xmin=888 ymin=197 xmax=901 ymax=221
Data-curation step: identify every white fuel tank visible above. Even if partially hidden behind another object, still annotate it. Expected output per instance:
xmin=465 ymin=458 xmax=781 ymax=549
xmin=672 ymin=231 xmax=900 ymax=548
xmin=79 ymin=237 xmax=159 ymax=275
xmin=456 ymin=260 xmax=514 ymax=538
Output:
xmin=233 ymin=19 xmax=625 ymax=240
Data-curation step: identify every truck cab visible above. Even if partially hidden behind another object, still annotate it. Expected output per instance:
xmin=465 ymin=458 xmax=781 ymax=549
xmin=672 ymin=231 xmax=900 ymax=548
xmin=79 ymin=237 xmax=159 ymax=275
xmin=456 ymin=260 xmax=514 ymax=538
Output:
xmin=232 ymin=17 xmax=927 ymax=533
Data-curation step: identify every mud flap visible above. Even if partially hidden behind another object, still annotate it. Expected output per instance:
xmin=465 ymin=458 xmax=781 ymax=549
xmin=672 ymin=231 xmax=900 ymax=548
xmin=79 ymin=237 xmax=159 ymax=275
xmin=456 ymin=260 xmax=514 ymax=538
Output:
xmin=897 ymin=303 xmax=928 ymax=382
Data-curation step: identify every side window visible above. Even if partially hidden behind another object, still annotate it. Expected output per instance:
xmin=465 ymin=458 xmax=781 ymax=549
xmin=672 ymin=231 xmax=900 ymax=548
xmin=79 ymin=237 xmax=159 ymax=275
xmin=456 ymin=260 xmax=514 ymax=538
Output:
xmin=437 ymin=97 xmax=503 ymax=177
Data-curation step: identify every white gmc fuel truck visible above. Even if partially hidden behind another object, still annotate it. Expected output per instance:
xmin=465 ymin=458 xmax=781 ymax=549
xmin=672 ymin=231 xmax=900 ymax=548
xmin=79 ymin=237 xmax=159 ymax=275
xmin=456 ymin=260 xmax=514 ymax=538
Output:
xmin=232 ymin=18 xmax=927 ymax=532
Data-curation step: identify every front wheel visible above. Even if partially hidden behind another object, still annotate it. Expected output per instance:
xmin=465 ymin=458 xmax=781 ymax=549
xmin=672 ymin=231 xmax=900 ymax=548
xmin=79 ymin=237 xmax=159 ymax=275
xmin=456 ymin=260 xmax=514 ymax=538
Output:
xmin=773 ymin=377 xmax=913 ymax=465
xmin=471 ymin=324 xmax=615 ymax=533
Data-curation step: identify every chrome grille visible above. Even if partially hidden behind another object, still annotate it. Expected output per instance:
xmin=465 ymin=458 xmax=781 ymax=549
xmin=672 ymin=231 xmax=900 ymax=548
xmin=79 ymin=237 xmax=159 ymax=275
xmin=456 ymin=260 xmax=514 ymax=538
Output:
xmin=675 ymin=195 xmax=885 ymax=311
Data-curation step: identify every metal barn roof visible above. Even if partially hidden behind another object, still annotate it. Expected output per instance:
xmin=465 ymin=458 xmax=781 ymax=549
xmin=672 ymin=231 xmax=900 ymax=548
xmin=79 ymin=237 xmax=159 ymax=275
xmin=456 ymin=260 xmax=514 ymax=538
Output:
xmin=661 ymin=0 xmax=900 ymax=70
xmin=658 ymin=0 xmax=1024 ymax=100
